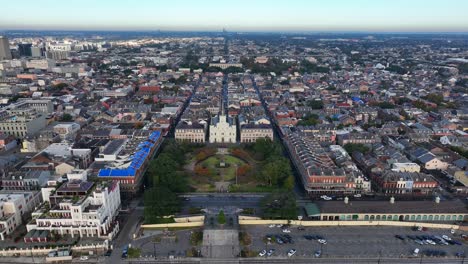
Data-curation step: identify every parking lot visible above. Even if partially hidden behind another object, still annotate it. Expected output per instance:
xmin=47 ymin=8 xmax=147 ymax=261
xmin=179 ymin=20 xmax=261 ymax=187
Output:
xmin=242 ymin=225 xmax=468 ymax=259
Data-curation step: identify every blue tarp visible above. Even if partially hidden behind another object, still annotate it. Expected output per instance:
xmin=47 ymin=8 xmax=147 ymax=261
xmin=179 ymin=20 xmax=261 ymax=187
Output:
xmin=98 ymin=131 xmax=161 ymax=178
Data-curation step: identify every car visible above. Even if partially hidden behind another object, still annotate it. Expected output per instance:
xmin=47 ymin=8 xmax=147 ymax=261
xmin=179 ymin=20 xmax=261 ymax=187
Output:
xmin=104 ymin=250 xmax=112 ymax=257
xmin=417 ymin=226 xmax=423 ymax=231
xmin=413 ymin=248 xmax=420 ymax=256
xmin=183 ymin=197 xmax=190 ymax=201
xmin=322 ymin=196 xmax=332 ymax=201
xmin=407 ymin=235 xmax=416 ymax=240
xmin=287 ymin=249 xmax=297 ymax=257
xmin=304 ymin=235 xmax=314 ymax=240
xmin=456 ymin=252 xmax=465 ymax=258
xmin=314 ymin=250 xmax=322 ymax=258
xmin=276 ymin=237 xmax=284 ymax=244
xmin=452 ymin=240 xmax=463 ymax=246
xmin=80 ymin=256 xmax=89 ymax=261
xmin=318 ymin=239 xmax=327 ymax=244
xmin=446 ymin=240 xmax=456 ymax=245
xmin=268 ymin=224 xmax=275 ymax=228
xmin=439 ymin=239 xmax=449 ymax=245
xmin=395 ymin=235 xmax=405 ymax=240
xmin=267 ymin=249 xmax=275 ymax=257
xmin=121 ymin=253 xmax=128 ymax=259
xmin=259 ymin=250 xmax=267 ymax=257
xmin=282 ymin=229 xmax=291 ymax=233
xmin=425 ymin=239 xmax=436 ymax=245
xmin=276 ymin=224 xmax=283 ymax=228
xmin=283 ymin=234 xmax=294 ymax=244
xmin=297 ymin=226 xmax=305 ymax=231
xmin=414 ymin=239 xmax=424 ymax=245
xmin=451 ymin=229 xmax=456 ymax=234
xmin=353 ymin=194 xmax=362 ymax=198
xmin=442 ymin=235 xmax=451 ymax=241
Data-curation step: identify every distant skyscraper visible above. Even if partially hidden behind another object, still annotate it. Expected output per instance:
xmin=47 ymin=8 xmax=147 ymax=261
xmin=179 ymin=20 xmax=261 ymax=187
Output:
xmin=0 ymin=36 xmax=12 ymax=60
xmin=18 ymin=43 xmax=32 ymax=57
xmin=31 ymin=46 xmax=44 ymax=57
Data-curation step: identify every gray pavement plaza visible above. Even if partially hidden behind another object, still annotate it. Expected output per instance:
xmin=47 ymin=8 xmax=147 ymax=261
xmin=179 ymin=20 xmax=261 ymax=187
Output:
xmin=132 ymin=228 xmax=202 ymax=259
xmin=241 ymin=225 xmax=468 ymax=259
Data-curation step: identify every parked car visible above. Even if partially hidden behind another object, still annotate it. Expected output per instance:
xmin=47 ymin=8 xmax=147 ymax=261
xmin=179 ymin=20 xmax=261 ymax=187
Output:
xmin=282 ymin=229 xmax=291 ymax=233
xmin=353 ymin=194 xmax=362 ymax=198
xmin=442 ymin=235 xmax=451 ymax=241
xmin=395 ymin=235 xmax=405 ymax=240
xmin=318 ymin=239 xmax=327 ymax=244
xmin=80 ymin=256 xmax=89 ymax=261
xmin=259 ymin=250 xmax=266 ymax=257
xmin=287 ymin=249 xmax=297 ymax=257
xmin=314 ymin=250 xmax=322 ymax=258
xmin=413 ymin=248 xmax=420 ymax=257
xmin=267 ymin=249 xmax=275 ymax=257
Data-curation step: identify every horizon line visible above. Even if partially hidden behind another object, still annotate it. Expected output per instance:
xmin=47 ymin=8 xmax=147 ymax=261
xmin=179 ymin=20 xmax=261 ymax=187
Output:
xmin=2 ymin=29 xmax=468 ymax=35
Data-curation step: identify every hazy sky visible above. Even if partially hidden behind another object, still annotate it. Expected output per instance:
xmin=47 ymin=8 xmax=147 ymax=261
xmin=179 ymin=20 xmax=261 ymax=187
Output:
xmin=1 ymin=0 xmax=468 ymax=32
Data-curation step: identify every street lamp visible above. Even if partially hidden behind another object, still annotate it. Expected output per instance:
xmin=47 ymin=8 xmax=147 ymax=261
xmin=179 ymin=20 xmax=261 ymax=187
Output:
xmin=235 ymin=164 xmax=238 ymax=185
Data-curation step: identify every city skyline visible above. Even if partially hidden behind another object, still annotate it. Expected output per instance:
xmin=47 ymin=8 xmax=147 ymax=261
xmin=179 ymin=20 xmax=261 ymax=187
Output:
xmin=1 ymin=0 xmax=468 ymax=32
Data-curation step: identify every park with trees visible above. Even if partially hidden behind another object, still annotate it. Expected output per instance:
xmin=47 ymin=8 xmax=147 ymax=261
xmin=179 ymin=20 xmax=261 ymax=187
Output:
xmin=144 ymin=138 xmax=297 ymax=223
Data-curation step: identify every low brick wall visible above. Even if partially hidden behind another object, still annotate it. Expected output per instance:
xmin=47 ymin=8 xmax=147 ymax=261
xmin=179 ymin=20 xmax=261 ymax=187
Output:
xmin=141 ymin=222 xmax=204 ymax=229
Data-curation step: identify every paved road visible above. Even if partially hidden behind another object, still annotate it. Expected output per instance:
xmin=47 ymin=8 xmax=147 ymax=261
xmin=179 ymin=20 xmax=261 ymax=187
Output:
xmin=181 ymin=194 xmax=264 ymax=209
xmin=107 ymin=204 xmax=143 ymax=264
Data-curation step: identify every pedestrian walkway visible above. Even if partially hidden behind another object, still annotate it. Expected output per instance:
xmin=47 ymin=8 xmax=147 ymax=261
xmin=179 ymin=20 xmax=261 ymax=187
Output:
xmin=201 ymin=229 xmax=239 ymax=258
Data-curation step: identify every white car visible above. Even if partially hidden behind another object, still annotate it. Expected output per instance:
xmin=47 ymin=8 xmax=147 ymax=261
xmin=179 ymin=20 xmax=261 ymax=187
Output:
xmin=425 ymin=239 xmax=436 ymax=245
xmin=287 ymin=249 xmax=297 ymax=257
xmin=80 ymin=256 xmax=89 ymax=261
xmin=258 ymin=250 xmax=266 ymax=257
xmin=268 ymin=224 xmax=275 ymax=228
xmin=442 ymin=235 xmax=452 ymax=241
xmin=282 ymin=229 xmax=291 ymax=233
xmin=322 ymin=196 xmax=332 ymax=201
xmin=451 ymin=229 xmax=456 ymax=234
xmin=353 ymin=194 xmax=362 ymax=198
xmin=318 ymin=239 xmax=327 ymax=244
xmin=276 ymin=224 xmax=283 ymax=228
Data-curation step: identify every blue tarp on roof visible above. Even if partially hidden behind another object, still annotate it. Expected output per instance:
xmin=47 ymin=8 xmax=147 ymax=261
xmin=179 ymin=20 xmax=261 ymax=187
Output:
xmin=98 ymin=131 xmax=161 ymax=178
xmin=148 ymin=131 xmax=161 ymax=143
xmin=98 ymin=168 xmax=136 ymax=177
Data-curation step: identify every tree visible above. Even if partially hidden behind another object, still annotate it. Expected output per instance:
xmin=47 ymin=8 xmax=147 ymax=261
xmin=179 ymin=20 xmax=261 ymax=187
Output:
xmin=259 ymin=157 xmax=292 ymax=187
xmin=195 ymin=165 xmax=209 ymax=176
xmin=283 ymin=175 xmax=295 ymax=190
xmin=144 ymin=186 xmax=180 ymax=223
xmin=217 ymin=210 xmax=226 ymax=224
xmin=53 ymin=83 xmax=68 ymax=90
xmin=297 ymin=113 xmax=320 ymax=126
xmin=237 ymin=164 xmax=251 ymax=177
xmin=61 ymin=113 xmax=73 ymax=122
xmin=344 ymin=143 xmax=370 ymax=154
xmin=307 ymin=100 xmax=324 ymax=109
xmin=423 ymin=93 xmax=444 ymax=105
xmin=252 ymin=138 xmax=282 ymax=161
xmin=261 ymin=192 xmax=297 ymax=220
xmin=386 ymin=65 xmax=407 ymax=75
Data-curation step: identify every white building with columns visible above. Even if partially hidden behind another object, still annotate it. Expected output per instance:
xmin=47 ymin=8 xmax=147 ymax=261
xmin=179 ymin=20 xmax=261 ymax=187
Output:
xmin=27 ymin=180 xmax=121 ymax=239
xmin=209 ymin=114 xmax=236 ymax=143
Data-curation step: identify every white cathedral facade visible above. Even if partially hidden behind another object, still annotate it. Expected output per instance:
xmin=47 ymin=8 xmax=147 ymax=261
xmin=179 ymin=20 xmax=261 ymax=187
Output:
xmin=209 ymin=114 xmax=236 ymax=143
